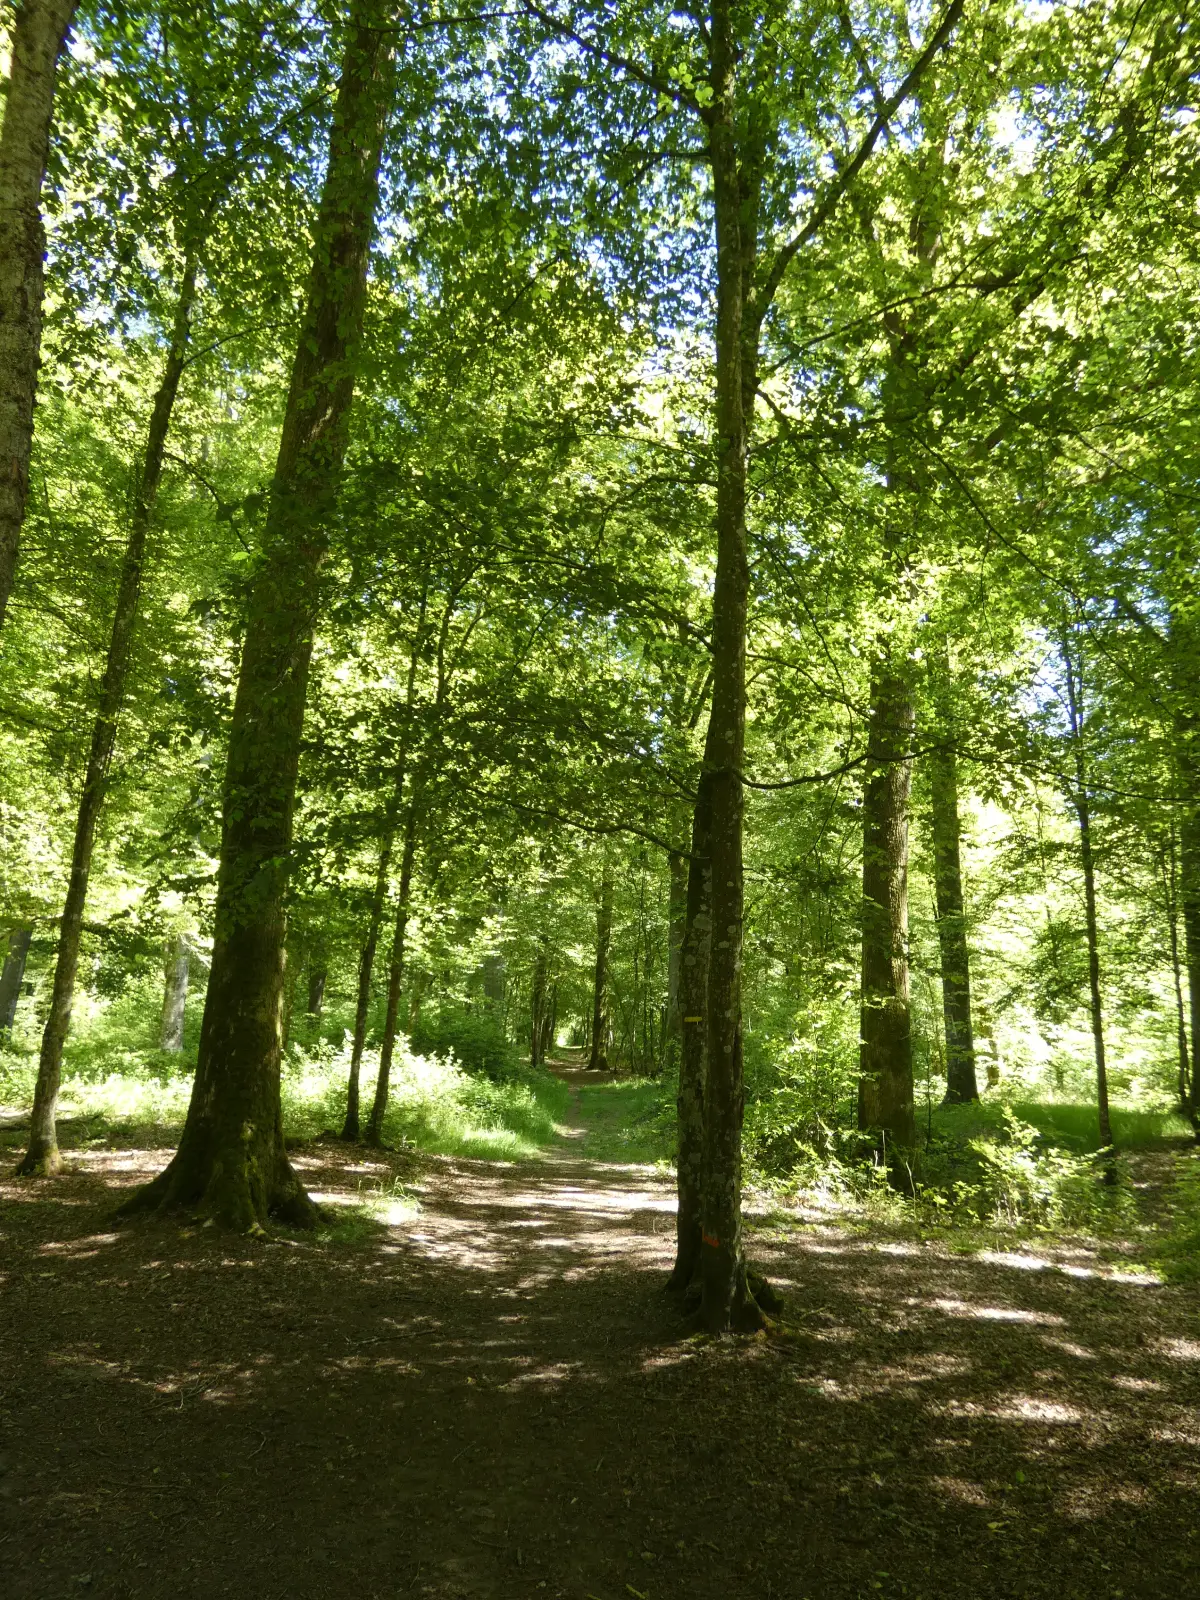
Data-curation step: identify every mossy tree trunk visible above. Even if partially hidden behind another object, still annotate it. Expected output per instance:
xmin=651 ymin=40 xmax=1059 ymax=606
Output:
xmin=0 ymin=925 xmax=31 ymax=1034
xmin=119 ymin=7 xmax=395 ymax=1229
xmin=17 ymin=239 xmax=202 ymax=1176
xmin=857 ymin=663 xmax=917 ymax=1150
xmin=0 ymin=0 xmax=76 ymax=630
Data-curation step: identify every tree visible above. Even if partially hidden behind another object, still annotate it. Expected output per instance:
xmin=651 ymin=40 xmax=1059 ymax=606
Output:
xmin=0 ymin=0 xmax=76 ymax=628
xmin=122 ymin=2 xmax=396 ymax=1229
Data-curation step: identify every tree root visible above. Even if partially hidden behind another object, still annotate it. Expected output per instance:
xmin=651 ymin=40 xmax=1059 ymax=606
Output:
xmin=116 ymin=1140 xmax=323 ymax=1234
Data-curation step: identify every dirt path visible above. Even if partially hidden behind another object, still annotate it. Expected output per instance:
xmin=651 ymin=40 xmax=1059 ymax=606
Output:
xmin=3 ymin=1073 xmax=1199 ymax=1600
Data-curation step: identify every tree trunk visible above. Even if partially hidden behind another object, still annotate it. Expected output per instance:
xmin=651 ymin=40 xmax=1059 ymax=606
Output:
xmin=669 ymin=776 xmax=712 ymax=1292
xmin=857 ymin=665 xmax=917 ymax=1150
xmin=0 ymin=924 xmax=31 ymax=1033
xmin=118 ymin=8 xmax=394 ymax=1229
xmin=1162 ymin=823 xmax=1190 ymax=1108
xmin=159 ymin=934 xmax=190 ymax=1052
xmin=365 ymin=803 xmax=419 ymax=1145
xmin=17 ymin=239 xmax=202 ymax=1177
xmin=341 ymin=793 xmax=402 ymax=1139
xmin=586 ymin=865 xmax=613 ymax=1071
xmin=306 ymin=964 xmax=327 ymax=1015
xmin=1180 ymin=803 xmax=1200 ymax=1132
xmin=529 ymin=940 xmax=548 ymax=1068
xmin=0 ymin=0 xmax=76 ymax=630
xmin=928 ymin=739 xmax=977 ymax=1104
xmin=1063 ymin=647 xmax=1113 ymax=1153
xmin=699 ymin=0 xmax=759 ymax=1332
xmin=663 ymin=847 xmax=687 ymax=1068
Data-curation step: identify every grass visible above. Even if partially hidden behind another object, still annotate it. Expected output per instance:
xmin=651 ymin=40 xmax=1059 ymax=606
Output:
xmin=0 ymin=1031 xmax=572 ymax=1163
xmin=929 ymin=1096 xmax=1192 ymax=1153
xmin=571 ymin=1073 xmax=675 ymax=1164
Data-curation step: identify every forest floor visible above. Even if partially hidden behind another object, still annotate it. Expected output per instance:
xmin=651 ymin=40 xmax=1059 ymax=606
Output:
xmin=2 ymin=1064 xmax=1199 ymax=1600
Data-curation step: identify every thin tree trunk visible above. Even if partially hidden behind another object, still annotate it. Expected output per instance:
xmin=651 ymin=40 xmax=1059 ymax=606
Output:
xmin=1179 ymin=801 xmax=1200 ymax=1133
xmin=1063 ymin=646 xmax=1113 ymax=1153
xmin=365 ymin=803 xmax=419 ymax=1145
xmin=529 ymin=940 xmax=548 ymax=1068
xmin=668 ymin=775 xmax=712 ymax=1292
xmin=120 ymin=8 xmax=394 ymax=1229
xmin=0 ymin=924 xmax=31 ymax=1033
xmin=159 ymin=934 xmax=190 ymax=1052
xmin=341 ymin=787 xmax=403 ymax=1140
xmin=929 ymin=739 xmax=977 ymax=1104
xmin=699 ymin=0 xmax=758 ymax=1331
xmin=1162 ymin=823 xmax=1190 ymax=1108
xmin=587 ymin=865 xmax=613 ymax=1071
xmin=17 ymin=240 xmax=202 ymax=1176
xmin=306 ymin=964 xmax=327 ymax=1015
xmin=0 ymin=0 xmax=76 ymax=629
xmin=857 ymin=664 xmax=917 ymax=1149
xmin=663 ymin=847 xmax=687 ymax=1068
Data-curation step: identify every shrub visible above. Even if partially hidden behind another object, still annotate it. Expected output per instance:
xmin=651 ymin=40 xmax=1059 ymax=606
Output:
xmin=409 ymin=1005 xmax=517 ymax=1081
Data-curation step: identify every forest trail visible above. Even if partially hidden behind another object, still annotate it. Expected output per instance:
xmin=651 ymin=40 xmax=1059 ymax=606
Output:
xmin=3 ymin=1081 xmax=1200 ymax=1600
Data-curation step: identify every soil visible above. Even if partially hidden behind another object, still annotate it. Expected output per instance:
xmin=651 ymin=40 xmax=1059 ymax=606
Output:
xmin=2 ymin=1066 xmax=1198 ymax=1600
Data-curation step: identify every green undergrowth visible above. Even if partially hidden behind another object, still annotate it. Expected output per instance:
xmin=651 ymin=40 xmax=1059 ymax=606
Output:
xmin=0 ymin=1028 xmax=570 ymax=1162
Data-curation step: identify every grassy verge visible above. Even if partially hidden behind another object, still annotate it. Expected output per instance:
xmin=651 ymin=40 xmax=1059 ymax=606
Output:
xmin=570 ymin=1074 xmax=675 ymax=1164
xmin=0 ymin=1035 xmax=571 ymax=1163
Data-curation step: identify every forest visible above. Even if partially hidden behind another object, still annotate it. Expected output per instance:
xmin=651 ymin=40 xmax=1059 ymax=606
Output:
xmin=2 ymin=1 xmax=1199 ymax=1596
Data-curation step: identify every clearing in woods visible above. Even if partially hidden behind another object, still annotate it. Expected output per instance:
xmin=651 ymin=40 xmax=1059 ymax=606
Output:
xmin=2 ymin=1065 xmax=1197 ymax=1600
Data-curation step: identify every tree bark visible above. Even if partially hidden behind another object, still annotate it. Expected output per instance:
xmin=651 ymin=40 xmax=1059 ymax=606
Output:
xmin=17 ymin=238 xmax=202 ymax=1176
xmin=119 ymin=7 xmax=395 ymax=1229
xmin=1063 ymin=646 xmax=1113 ymax=1153
xmin=159 ymin=934 xmax=190 ymax=1052
xmin=0 ymin=924 xmax=31 ymax=1033
xmin=0 ymin=0 xmax=76 ymax=630
xmin=699 ymin=0 xmax=759 ymax=1332
xmin=669 ymin=776 xmax=712 ymax=1292
xmin=928 ymin=739 xmax=977 ymax=1104
xmin=857 ymin=664 xmax=917 ymax=1150
xmin=586 ymin=865 xmax=613 ymax=1071
xmin=365 ymin=802 xmax=419 ymax=1145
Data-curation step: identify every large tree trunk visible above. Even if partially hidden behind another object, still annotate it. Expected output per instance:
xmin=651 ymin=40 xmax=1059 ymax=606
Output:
xmin=668 ymin=776 xmax=712 ymax=1292
xmin=699 ymin=0 xmax=759 ymax=1332
xmin=0 ymin=0 xmax=76 ymax=630
xmin=857 ymin=664 xmax=917 ymax=1150
xmin=17 ymin=239 xmax=202 ymax=1176
xmin=119 ymin=9 xmax=394 ymax=1229
xmin=159 ymin=934 xmax=190 ymax=1052
xmin=1063 ymin=647 xmax=1113 ymax=1152
xmin=0 ymin=925 xmax=32 ymax=1033
xmin=586 ymin=865 xmax=613 ymax=1071
xmin=928 ymin=739 xmax=977 ymax=1104
xmin=365 ymin=805 xmax=419 ymax=1145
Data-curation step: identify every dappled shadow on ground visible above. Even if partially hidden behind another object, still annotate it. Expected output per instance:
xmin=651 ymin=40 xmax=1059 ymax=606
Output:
xmin=2 ymin=1087 xmax=1198 ymax=1600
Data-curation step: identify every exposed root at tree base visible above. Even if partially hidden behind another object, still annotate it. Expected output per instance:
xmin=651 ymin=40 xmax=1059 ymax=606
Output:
xmin=116 ymin=1147 xmax=322 ymax=1234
